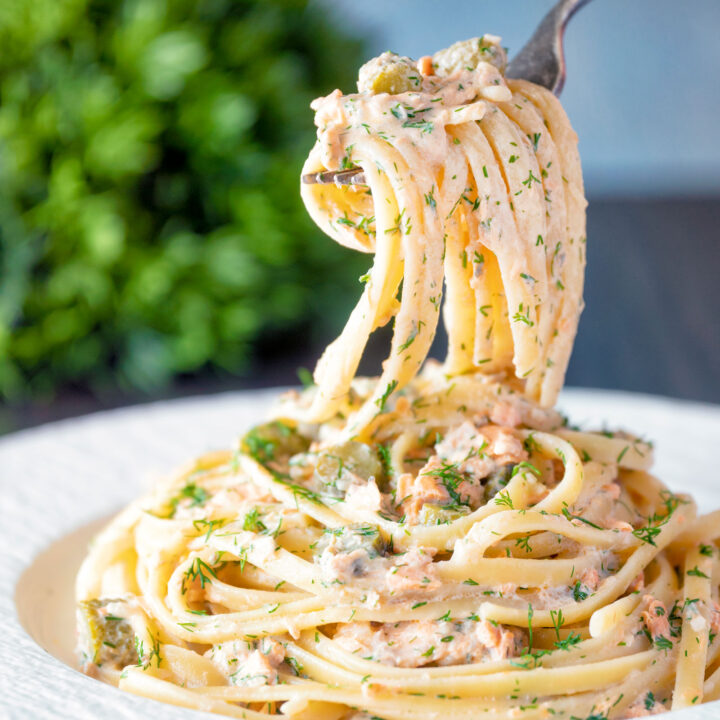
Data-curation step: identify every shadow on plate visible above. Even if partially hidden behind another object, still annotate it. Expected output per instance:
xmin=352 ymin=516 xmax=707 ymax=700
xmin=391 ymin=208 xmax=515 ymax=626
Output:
xmin=15 ymin=515 xmax=114 ymax=669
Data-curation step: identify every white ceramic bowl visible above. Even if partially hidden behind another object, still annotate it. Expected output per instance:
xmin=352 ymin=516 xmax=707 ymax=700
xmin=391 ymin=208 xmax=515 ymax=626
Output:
xmin=3 ymin=388 xmax=720 ymax=719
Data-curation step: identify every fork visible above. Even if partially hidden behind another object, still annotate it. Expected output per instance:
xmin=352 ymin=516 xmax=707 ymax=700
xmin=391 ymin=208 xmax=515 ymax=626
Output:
xmin=302 ymin=0 xmax=593 ymax=187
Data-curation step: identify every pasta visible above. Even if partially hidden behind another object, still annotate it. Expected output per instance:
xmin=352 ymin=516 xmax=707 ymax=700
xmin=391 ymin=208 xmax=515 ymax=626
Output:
xmin=76 ymin=36 xmax=720 ymax=719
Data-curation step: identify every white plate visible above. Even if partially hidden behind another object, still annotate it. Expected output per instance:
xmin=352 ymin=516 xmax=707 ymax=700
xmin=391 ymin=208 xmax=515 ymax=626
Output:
xmin=2 ymin=387 xmax=719 ymax=719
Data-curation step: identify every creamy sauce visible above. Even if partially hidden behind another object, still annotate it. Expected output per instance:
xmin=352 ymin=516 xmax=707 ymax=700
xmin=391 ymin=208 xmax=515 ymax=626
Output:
xmin=206 ymin=638 xmax=285 ymax=687
xmin=334 ymin=617 xmax=524 ymax=668
xmin=313 ymin=59 xmax=508 ymax=178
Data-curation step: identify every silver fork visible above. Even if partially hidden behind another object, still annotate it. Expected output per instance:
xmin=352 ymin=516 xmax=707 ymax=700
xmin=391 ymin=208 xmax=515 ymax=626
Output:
xmin=302 ymin=0 xmax=593 ymax=187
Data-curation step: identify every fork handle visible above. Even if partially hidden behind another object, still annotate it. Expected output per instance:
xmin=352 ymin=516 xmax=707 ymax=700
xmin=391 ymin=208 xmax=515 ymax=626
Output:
xmin=506 ymin=0 xmax=593 ymax=95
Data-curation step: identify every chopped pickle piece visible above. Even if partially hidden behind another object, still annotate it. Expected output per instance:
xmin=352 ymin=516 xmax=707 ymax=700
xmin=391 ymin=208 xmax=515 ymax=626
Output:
xmin=314 ymin=523 xmax=387 ymax=559
xmin=483 ymin=463 xmax=516 ymax=503
xmin=357 ymin=52 xmax=420 ymax=95
xmin=314 ymin=441 xmax=385 ymax=497
xmin=77 ymin=598 xmax=138 ymax=668
xmin=433 ymin=36 xmax=507 ymax=76
xmin=417 ymin=503 xmax=471 ymax=525
xmin=242 ymin=420 xmax=310 ymax=467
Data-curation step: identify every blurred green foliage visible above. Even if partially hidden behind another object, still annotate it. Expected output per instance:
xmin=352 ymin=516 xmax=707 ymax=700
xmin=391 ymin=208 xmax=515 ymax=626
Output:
xmin=0 ymin=0 xmax=367 ymax=399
